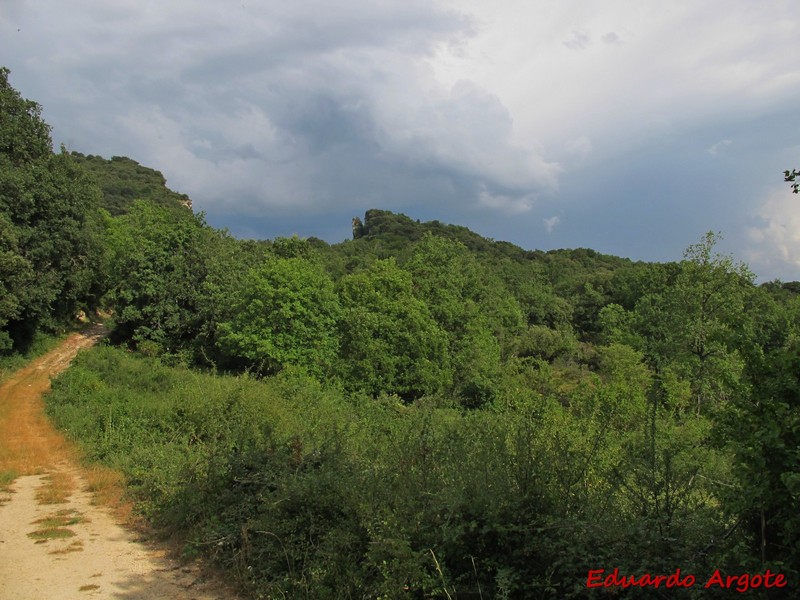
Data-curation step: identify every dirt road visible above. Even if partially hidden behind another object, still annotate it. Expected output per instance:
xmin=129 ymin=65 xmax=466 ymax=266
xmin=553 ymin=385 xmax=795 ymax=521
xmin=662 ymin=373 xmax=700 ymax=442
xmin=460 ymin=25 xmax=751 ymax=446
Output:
xmin=0 ymin=326 xmax=240 ymax=600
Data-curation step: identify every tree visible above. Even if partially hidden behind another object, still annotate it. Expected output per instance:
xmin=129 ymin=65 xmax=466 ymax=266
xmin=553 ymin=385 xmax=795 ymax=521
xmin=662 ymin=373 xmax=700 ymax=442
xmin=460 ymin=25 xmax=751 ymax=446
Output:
xmin=667 ymin=232 xmax=752 ymax=414
xmin=623 ymin=233 xmax=752 ymax=415
xmin=785 ymin=168 xmax=799 ymax=194
xmin=720 ymin=287 xmax=800 ymax=573
xmin=337 ymin=258 xmax=450 ymax=401
xmin=0 ymin=212 xmax=33 ymax=350
xmin=106 ymin=200 xmax=208 ymax=354
xmin=0 ymin=68 xmax=105 ymax=346
xmin=17 ymin=152 xmax=106 ymax=324
xmin=404 ymin=234 xmax=523 ymax=404
xmin=69 ymin=153 xmax=193 ymax=216
xmin=194 ymin=233 xmax=270 ymax=366
xmin=0 ymin=67 xmax=52 ymax=167
xmin=268 ymin=235 xmax=316 ymax=260
xmin=218 ymin=256 xmax=340 ymax=377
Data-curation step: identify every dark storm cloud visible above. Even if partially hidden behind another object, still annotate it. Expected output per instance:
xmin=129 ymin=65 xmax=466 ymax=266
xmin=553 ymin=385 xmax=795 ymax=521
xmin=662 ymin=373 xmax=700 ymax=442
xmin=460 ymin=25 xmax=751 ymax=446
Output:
xmin=5 ymin=0 xmax=546 ymax=261
xmin=2 ymin=1 xmax=800 ymax=278
xmin=1 ymin=0 xmax=554 ymax=221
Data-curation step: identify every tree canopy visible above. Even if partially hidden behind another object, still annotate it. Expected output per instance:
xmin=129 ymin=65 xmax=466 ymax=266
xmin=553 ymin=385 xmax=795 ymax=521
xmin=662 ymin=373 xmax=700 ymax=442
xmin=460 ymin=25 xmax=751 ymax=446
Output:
xmin=0 ymin=68 xmax=104 ymax=348
xmin=6 ymin=63 xmax=800 ymax=597
xmin=219 ymin=255 xmax=340 ymax=376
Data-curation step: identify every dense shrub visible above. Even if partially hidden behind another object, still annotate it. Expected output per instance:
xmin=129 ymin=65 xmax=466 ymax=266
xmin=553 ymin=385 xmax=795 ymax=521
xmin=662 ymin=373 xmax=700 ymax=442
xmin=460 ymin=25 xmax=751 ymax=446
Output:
xmin=46 ymin=346 xmax=759 ymax=598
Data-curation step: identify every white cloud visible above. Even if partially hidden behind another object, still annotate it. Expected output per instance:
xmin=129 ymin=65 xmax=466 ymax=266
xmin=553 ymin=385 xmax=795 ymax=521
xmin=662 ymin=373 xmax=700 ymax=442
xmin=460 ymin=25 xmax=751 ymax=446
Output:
xmin=746 ymin=187 xmax=800 ymax=280
xmin=543 ymin=215 xmax=560 ymax=233
xmin=432 ymin=1 xmax=800 ymax=153
xmin=478 ymin=186 xmax=534 ymax=214
xmin=374 ymin=79 xmax=560 ymax=193
xmin=707 ymin=139 xmax=732 ymax=156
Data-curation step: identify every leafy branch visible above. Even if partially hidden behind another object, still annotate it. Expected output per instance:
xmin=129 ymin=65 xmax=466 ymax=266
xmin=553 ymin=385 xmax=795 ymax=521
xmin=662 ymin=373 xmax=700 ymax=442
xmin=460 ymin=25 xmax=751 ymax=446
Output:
xmin=784 ymin=169 xmax=800 ymax=193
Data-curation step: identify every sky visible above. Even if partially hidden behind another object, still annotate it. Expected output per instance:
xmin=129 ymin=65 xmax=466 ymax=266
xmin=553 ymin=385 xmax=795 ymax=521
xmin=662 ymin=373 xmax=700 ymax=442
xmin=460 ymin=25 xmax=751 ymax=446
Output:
xmin=2 ymin=0 xmax=800 ymax=280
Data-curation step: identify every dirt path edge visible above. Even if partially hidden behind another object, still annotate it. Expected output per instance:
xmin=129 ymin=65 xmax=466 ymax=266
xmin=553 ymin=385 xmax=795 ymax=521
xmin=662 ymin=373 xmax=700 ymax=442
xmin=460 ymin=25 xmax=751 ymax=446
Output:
xmin=0 ymin=326 xmax=241 ymax=600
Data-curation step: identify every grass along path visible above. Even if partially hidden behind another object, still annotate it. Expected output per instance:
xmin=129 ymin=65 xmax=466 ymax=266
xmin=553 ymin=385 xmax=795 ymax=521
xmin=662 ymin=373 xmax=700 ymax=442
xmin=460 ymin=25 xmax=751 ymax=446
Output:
xmin=0 ymin=325 xmax=240 ymax=600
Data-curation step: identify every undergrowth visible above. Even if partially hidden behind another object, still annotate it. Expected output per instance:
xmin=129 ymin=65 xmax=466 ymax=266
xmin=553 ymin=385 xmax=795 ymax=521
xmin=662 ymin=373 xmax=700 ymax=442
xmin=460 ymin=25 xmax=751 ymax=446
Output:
xmin=0 ymin=332 xmax=63 ymax=383
xmin=46 ymin=346 xmax=748 ymax=599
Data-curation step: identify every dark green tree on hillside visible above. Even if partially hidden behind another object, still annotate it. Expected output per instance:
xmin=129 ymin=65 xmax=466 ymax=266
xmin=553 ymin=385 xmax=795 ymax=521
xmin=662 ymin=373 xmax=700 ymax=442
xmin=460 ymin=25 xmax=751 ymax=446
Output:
xmin=404 ymin=234 xmax=524 ymax=405
xmin=19 ymin=154 xmax=105 ymax=320
xmin=70 ymin=153 xmax=193 ymax=216
xmin=105 ymin=200 xmax=208 ymax=354
xmin=0 ymin=67 xmax=51 ymax=166
xmin=0 ymin=213 xmax=33 ymax=350
xmin=218 ymin=256 xmax=340 ymax=377
xmin=0 ymin=67 xmax=105 ymax=348
xmin=337 ymin=258 xmax=450 ymax=400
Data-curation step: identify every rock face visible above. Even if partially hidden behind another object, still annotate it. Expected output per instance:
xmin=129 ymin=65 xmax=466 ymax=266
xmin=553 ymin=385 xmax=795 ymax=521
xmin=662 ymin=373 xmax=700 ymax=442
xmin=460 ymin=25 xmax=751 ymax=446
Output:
xmin=352 ymin=217 xmax=364 ymax=239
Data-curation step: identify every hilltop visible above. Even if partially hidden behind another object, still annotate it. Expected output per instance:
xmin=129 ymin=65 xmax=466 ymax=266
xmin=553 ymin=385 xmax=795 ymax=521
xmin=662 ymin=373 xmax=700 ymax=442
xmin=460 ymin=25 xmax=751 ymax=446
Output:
xmin=69 ymin=153 xmax=193 ymax=216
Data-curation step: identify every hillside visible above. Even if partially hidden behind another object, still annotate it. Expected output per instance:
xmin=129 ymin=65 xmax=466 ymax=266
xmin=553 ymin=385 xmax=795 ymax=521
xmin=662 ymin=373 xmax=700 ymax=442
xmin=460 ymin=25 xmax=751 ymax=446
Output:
xmin=333 ymin=209 xmax=650 ymax=336
xmin=4 ymin=65 xmax=800 ymax=599
xmin=69 ymin=153 xmax=193 ymax=216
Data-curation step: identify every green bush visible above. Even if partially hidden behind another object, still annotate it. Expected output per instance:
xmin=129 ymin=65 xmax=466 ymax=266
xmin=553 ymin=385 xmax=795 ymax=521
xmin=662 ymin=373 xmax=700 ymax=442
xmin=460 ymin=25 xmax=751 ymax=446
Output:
xmin=47 ymin=346 xmax=748 ymax=599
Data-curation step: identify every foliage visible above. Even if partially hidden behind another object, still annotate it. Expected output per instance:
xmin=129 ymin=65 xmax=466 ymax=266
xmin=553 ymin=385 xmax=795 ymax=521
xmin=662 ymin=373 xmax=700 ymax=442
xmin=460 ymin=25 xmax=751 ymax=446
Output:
xmin=193 ymin=233 xmax=270 ymax=367
xmin=70 ymin=153 xmax=192 ymax=216
xmin=0 ymin=68 xmax=105 ymax=349
xmin=337 ymin=258 xmax=450 ymax=401
xmin=0 ymin=67 xmax=52 ymax=166
xmin=105 ymin=200 xmax=209 ymax=355
xmin=785 ymin=168 xmax=799 ymax=194
xmin=404 ymin=234 xmax=524 ymax=405
xmin=0 ymin=212 xmax=33 ymax=350
xmin=48 ymin=342 xmax=751 ymax=599
xmin=720 ymin=290 xmax=800 ymax=577
xmin=218 ymin=256 xmax=340 ymax=376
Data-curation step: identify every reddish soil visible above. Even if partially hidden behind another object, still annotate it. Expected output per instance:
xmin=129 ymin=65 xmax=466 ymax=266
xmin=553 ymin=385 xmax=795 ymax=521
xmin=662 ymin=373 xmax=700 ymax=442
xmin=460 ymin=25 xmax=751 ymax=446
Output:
xmin=0 ymin=326 xmax=241 ymax=600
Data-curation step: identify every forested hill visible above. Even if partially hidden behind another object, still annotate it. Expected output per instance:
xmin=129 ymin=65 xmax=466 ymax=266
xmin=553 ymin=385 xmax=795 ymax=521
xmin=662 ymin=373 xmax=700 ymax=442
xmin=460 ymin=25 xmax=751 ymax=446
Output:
xmin=69 ymin=152 xmax=193 ymax=216
xmin=6 ymin=65 xmax=800 ymax=598
xmin=347 ymin=207 xmax=632 ymax=267
xmin=0 ymin=68 xmax=190 ymax=353
xmin=333 ymin=208 xmax=653 ymax=338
